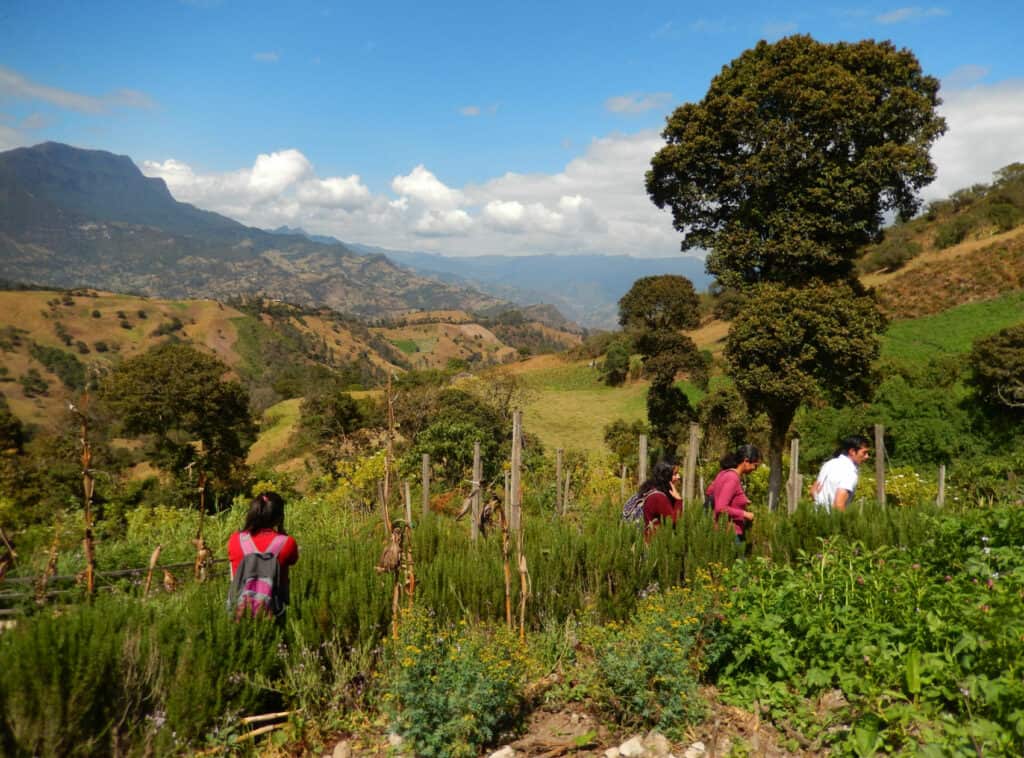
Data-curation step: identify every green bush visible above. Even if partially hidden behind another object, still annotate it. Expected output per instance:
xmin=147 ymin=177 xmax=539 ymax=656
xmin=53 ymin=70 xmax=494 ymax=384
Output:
xmin=383 ymin=607 xmax=527 ymax=758
xmin=933 ymin=216 xmax=974 ymax=249
xmin=586 ymin=585 xmax=710 ymax=738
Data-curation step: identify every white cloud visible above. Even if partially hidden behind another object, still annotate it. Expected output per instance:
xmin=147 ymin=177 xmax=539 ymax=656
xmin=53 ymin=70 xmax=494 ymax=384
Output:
xmin=414 ymin=209 xmax=473 ymax=237
xmin=605 ymin=92 xmax=672 ymax=115
xmin=875 ymin=7 xmax=949 ymax=24
xmin=391 ymin=165 xmax=464 ymax=209
xmin=943 ymin=64 xmax=988 ymax=88
xmin=296 ymin=175 xmax=371 ymax=209
xmin=0 ymin=65 xmax=155 ymax=113
xmin=925 ymin=79 xmax=1024 ymax=201
xmin=761 ymin=21 xmax=798 ymax=38
xmin=253 ymin=51 xmax=280 ymax=63
xmin=248 ymin=149 xmax=313 ymax=196
xmin=459 ymin=105 xmax=481 ymax=117
xmin=136 ymin=77 xmax=1023 ymax=258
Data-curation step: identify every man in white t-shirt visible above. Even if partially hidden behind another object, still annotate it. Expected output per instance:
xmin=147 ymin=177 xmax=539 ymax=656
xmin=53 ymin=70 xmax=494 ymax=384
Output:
xmin=811 ymin=435 xmax=871 ymax=512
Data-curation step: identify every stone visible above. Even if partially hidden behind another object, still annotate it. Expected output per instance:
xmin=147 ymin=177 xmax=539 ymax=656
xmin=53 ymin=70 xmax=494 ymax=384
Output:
xmin=331 ymin=740 xmax=351 ymax=758
xmin=387 ymin=732 xmax=404 ymax=748
xmin=488 ymin=747 xmax=517 ymax=758
xmin=644 ymin=731 xmax=672 ymax=757
xmin=619 ymin=736 xmax=648 ymax=757
xmin=604 ymin=749 xmax=621 ymax=758
xmin=683 ymin=741 xmax=707 ymax=758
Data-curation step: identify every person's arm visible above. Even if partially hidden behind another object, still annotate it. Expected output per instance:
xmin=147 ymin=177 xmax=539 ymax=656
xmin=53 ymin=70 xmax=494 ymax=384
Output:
xmin=833 ymin=488 xmax=850 ymax=512
xmin=280 ymin=536 xmax=299 ymax=566
xmin=716 ymin=475 xmax=754 ymax=521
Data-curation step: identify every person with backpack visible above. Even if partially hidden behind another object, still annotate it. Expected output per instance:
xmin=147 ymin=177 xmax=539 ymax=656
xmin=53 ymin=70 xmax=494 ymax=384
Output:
xmin=637 ymin=460 xmax=683 ymax=541
xmin=227 ymin=491 xmax=299 ymax=620
xmin=706 ymin=445 xmax=760 ymax=545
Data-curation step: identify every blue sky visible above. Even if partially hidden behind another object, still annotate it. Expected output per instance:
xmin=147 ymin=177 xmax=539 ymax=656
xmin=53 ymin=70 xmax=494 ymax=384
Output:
xmin=2 ymin=0 xmax=1023 ymax=256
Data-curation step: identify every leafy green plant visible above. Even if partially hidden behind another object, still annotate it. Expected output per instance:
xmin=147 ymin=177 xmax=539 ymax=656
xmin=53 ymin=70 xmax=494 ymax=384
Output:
xmin=382 ymin=608 xmax=527 ymax=758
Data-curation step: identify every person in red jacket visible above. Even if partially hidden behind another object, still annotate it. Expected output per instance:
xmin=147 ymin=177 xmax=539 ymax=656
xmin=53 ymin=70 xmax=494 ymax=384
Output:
xmin=641 ymin=460 xmax=683 ymax=541
xmin=227 ymin=491 xmax=299 ymax=600
xmin=707 ymin=445 xmax=760 ymax=545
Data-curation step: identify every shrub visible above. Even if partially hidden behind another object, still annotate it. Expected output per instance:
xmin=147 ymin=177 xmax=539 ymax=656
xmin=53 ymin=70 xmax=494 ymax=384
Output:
xmin=586 ymin=586 xmax=709 ymax=739
xmin=933 ymin=216 xmax=974 ymax=249
xmin=383 ymin=608 xmax=527 ymax=758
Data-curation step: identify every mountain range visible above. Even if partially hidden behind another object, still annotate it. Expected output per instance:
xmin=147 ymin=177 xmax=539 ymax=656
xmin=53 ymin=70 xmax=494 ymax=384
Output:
xmin=0 ymin=143 xmax=506 ymax=318
xmin=277 ymin=232 xmax=712 ymax=329
xmin=0 ymin=142 xmax=710 ymax=329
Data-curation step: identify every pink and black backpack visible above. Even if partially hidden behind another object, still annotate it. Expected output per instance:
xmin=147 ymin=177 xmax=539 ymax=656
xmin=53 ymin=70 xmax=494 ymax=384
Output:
xmin=227 ymin=532 xmax=288 ymax=620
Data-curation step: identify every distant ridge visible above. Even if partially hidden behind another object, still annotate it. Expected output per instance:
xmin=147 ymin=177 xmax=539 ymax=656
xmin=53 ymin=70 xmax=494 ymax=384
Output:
xmin=0 ymin=142 xmax=508 ymax=318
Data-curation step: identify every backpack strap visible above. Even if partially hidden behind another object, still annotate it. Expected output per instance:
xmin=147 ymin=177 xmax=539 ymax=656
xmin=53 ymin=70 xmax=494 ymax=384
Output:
xmin=265 ymin=534 xmax=288 ymax=558
xmin=239 ymin=531 xmax=257 ymax=555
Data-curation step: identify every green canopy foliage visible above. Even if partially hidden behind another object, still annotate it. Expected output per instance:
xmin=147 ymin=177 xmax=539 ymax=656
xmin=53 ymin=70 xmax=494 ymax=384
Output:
xmin=647 ymin=35 xmax=947 ymax=290
xmin=100 ymin=343 xmax=254 ymax=484
xmin=967 ymin=324 xmax=1024 ymax=428
xmin=618 ymin=275 xmax=700 ymax=332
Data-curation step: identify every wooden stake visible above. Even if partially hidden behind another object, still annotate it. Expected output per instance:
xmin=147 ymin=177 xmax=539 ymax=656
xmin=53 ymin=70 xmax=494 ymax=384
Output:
xmin=518 ymin=552 xmax=529 ymax=642
xmin=561 ymin=468 xmax=570 ymax=516
xmin=143 ymin=545 xmax=162 ymax=598
xmin=683 ymin=423 xmax=699 ymax=504
xmin=403 ymin=481 xmax=413 ymax=527
xmin=421 ymin=453 xmax=430 ymax=517
xmin=874 ymin=424 xmax=886 ymax=508
xmin=501 ymin=506 xmax=512 ymax=629
xmin=620 ymin=463 xmax=627 ymax=501
xmin=510 ymin=410 xmax=522 ymax=535
xmin=787 ymin=437 xmax=800 ymax=514
xmin=471 ymin=442 xmax=481 ymax=541
xmin=638 ymin=434 xmax=648 ymax=485
xmin=74 ymin=391 xmax=96 ymax=600
xmin=555 ymin=448 xmax=563 ymax=514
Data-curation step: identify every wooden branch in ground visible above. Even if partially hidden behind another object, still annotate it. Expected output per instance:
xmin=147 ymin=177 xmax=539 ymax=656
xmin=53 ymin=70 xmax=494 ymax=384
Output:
xmin=235 ymin=722 xmax=283 ymax=741
xmin=240 ymin=710 xmax=295 ymax=725
xmin=142 ymin=545 xmax=162 ymax=599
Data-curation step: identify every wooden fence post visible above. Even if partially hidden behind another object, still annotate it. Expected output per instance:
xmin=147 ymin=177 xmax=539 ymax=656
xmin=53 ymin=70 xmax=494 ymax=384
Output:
xmin=421 ymin=454 xmax=430 ymax=517
xmin=510 ymin=410 xmax=522 ymax=535
xmin=555 ymin=448 xmax=564 ymax=514
xmin=787 ymin=437 xmax=800 ymax=514
xmin=874 ymin=424 xmax=886 ymax=507
xmin=471 ymin=442 xmax=481 ymax=541
xmin=937 ymin=464 xmax=946 ymax=507
xmin=404 ymin=481 xmax=413 ymax=527
xmin=562 ymin=468 xmax=571 ymax=515
xmin=638 ymin=434 xmax=648 ymax=486
xmin=683 ymin=423 xmax=700 ymax=505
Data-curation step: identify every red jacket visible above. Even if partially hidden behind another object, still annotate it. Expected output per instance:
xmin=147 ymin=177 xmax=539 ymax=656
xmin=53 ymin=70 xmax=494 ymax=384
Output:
xmin=642 ymin=490 xmax=682 ymax=541
xmin=227 ymin=529 xmax=299 ymax=579
xmin=707 ymin=469 xmax=750 ymax=536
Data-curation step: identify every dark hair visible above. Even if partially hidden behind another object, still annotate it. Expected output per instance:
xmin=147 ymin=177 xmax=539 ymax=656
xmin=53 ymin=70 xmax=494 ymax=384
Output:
xmin=638 ymin=459 xmax=677 ymax=500
xmin=719 ymin=444 xmax=761 ymax=470
xmin=835 ymin=435 xmax=870 ymax=459
xmin=243 ymin=491 xmax=286 ymax=534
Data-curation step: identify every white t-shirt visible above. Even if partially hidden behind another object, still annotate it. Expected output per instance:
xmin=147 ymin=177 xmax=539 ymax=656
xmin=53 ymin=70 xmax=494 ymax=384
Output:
xmin=814 ymin=454 xmax=859 ymax=511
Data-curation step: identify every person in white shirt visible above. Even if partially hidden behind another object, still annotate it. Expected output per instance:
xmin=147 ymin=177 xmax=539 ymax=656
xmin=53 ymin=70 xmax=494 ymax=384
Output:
xmin=811 ymin=435 xmax=871 ymax=512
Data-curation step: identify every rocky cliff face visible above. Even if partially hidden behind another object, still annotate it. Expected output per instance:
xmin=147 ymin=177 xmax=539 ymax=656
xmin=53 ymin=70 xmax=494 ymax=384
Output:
xmin=0 ymin=142 xmax=506 ymax=317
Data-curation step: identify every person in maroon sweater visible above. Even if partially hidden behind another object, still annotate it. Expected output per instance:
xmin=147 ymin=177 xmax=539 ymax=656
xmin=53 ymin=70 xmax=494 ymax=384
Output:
xmin=706 ymin=445 xmax=760 ymax=544
xmin=641 ymin=460 xmax=683 ymax=541
xmin=227 ymin=492 xmax=299 ymax=602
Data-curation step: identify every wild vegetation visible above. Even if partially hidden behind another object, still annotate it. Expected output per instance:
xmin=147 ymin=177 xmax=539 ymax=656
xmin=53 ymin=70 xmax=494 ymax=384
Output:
xmin=1 ymin=34 xmax=1024 ymax=758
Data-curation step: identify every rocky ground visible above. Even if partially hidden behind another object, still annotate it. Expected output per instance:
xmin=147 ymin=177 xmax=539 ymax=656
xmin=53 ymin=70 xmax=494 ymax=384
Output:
xmin=320 ymin=687 xmax=825 ymax=758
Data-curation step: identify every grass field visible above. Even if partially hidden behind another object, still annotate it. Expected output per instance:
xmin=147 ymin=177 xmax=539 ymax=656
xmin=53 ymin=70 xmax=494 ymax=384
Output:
xmin=881 ymin=289 xmax=1024 ymax=362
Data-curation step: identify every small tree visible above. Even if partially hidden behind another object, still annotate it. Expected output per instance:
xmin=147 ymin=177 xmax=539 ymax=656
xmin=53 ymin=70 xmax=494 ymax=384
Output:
xmin=101 ymin=343 xmax=254 ymax=489
xmin=601 ymin=341 xmax=630 ymax=386
xmin=725 ymin=281 xmax=885 ymax=504
xmin=966 ymin=324 xmax=1024 ymax=432
xmin=619 ymin=276 xmax=703 ymax=450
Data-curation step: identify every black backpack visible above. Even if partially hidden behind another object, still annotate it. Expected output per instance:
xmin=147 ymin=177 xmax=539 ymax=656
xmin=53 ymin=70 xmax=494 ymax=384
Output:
xmin=227 ymin=532 xmax=288 ymax=620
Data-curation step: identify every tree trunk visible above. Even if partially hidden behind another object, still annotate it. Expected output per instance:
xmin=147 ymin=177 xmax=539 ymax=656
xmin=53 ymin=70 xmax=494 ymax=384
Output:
xmin=766 ymin=408 xmax=794 ymax=511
